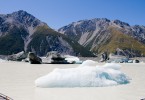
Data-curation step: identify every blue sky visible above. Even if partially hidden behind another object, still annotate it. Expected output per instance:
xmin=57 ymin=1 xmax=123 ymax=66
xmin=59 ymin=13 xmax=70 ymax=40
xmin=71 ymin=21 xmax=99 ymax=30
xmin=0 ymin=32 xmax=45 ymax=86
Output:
xmin=0 ymin=0 xmax=145 ymax=29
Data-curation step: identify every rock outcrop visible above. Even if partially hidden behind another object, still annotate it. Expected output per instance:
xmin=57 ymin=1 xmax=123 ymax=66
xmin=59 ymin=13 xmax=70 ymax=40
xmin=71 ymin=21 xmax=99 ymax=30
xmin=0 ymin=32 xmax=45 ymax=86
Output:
xmin=28 ymin=52 xmax=42 ymax=64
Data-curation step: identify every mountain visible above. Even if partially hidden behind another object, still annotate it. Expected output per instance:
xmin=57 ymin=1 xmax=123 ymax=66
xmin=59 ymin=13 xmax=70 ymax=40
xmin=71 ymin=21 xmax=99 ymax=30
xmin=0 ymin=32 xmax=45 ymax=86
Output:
xmin=0 ymin=10 xmax=94 ymax=56
xmin=58 ymin=18 xmax=145 ymax=57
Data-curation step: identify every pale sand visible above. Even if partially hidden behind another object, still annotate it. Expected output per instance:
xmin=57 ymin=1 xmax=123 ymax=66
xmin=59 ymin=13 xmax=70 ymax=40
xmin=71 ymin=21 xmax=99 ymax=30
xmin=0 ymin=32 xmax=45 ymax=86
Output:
xmin=0 ymin=62 xmax=145 ymax=100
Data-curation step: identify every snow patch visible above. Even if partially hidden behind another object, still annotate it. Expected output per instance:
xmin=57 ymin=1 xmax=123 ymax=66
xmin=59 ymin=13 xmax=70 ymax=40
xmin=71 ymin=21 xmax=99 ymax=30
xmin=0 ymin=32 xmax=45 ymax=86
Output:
xmin=35 ymin=60 xmax=130 ymax=88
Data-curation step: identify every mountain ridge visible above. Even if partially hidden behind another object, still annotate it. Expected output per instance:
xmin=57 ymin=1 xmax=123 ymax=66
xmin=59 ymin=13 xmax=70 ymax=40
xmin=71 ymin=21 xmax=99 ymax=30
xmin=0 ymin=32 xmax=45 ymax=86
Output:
xmin=58 ymin=18 xmax=145 ymax=57
xmin=0 ymin=10 xmax=94 ymax=57
xmin=1 ymin=10 xmax=145 ymax=57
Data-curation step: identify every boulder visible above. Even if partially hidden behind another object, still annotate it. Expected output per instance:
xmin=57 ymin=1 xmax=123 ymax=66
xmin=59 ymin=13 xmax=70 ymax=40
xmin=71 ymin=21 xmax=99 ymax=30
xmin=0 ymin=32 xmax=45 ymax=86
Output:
xmin=28 ymin=52 xmax=42 ymax=64
xmin=100 ymin=52 xmax=108 ymax=62
xmin=133 ymin=59 xmax=140 ymax=63
xmin=46 ymin=51 xmax=70 ymax=64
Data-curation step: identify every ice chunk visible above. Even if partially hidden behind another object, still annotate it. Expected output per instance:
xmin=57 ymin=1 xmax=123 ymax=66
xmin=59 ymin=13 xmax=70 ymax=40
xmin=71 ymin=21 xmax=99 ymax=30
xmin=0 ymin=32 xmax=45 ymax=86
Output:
xmin=102 ymin=63 xmax=121 ymax=70
xmin=0 ymin=59 xmax=6 ymax=62
xmin=79 ymin=60 xmax=97 ymax=67
xmin=35 ymin=60 xmax=130 ymax=88
xmin=65 ymin=55 xmax=80 ymax=63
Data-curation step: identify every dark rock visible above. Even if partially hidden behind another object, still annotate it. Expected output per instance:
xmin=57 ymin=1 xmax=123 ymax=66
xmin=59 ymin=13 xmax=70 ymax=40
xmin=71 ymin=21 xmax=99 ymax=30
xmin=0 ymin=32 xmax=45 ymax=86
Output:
xmin=133 ymin=59 xmax=140 ymax=63
xmin=28 ymin=52 xmax=42 ymax=64
xmin=46 ymin=51 xmax=70 ymax=64
xmin=100 ymin=52 xmax=108 ymax=62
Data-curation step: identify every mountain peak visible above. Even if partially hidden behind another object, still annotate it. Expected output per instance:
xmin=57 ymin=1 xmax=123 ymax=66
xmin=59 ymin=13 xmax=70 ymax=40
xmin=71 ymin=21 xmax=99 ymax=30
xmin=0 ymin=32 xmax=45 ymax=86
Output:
xmin=12 ymin=10 xmax=31 ymax=16
xmin=0 ymin=10 xmax=94 ymax=56
xmin=14 ymin=10 xmax=27 ymax=13
xmin=58 ymin=18 xmax=145 ymax=57
xmin=112 ymin=19 xmax=130 ymax=27
xmin=91 ymin=18 xmax=110 ymax=22
xmin=11 ymin=10 xmax=37 ymax=23
xmin=12 ymin=10 xmax=38 ymax=20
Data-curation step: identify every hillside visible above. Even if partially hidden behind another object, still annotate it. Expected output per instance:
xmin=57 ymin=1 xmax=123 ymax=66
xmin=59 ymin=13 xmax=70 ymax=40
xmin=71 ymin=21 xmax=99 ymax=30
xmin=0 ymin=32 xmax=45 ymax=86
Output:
xmin=58 ymin=18 xmax=145 ymax=57
xmin=0 ymin=10 xmax=94 ymax=57
xmin=93 ymin=27 xmax=145 ymax=57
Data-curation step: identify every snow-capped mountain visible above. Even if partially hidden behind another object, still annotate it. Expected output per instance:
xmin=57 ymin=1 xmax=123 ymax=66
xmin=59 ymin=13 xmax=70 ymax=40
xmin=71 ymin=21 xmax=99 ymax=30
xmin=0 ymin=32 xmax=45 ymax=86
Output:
xmin=0 ymin=10 xmax=93 ymax=56
xmin=58 ymin=18 xmax=145 ymax=57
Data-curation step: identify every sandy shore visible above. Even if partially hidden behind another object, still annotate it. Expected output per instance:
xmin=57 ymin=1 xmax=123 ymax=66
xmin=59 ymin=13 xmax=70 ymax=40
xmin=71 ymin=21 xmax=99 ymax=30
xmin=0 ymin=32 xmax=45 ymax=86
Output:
xmin=0 ymin=61 xmax=145 ymax=100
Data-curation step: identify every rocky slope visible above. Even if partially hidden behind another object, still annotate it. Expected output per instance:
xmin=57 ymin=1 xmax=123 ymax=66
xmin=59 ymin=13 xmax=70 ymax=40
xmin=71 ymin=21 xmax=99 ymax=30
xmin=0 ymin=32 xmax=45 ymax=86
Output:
xmin=0 ymin=10 xmax=94 ymax=56
xmin=58 ymin=18 xmax=145 ymax=57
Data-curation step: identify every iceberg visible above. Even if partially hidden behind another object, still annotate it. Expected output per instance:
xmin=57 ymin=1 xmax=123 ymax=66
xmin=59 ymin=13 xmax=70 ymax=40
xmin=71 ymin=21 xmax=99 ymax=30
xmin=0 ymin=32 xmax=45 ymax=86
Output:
xmin=0 ymin=59 xmax=6 ymax=62
xmin=35 ymin=60 xmax=130 ymax=88
xmin=64 ymin=55 xmax=82 ymax=64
